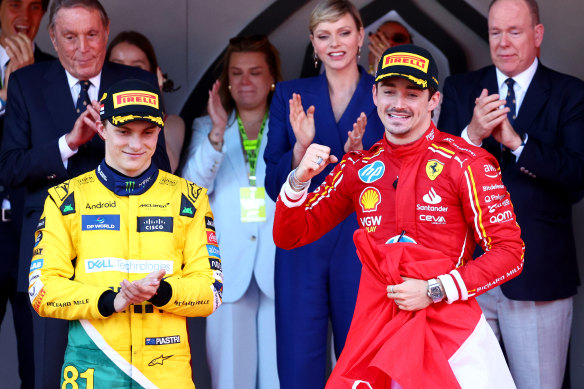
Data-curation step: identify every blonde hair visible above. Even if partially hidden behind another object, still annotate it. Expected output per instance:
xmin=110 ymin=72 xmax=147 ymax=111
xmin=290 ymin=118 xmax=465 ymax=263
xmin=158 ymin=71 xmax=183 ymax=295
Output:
xmin=309 ymin=0 xmax=363 ymax=34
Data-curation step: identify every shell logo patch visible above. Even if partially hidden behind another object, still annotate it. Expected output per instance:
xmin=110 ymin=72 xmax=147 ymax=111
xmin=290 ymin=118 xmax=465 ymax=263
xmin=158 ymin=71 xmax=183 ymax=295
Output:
xmin=359 ymin=187 xmax=381 ymax=213
xmin=113 ymin=90 xmax=159 ymax=109
xmin=426 ymin=159 xmax=444 ymax=181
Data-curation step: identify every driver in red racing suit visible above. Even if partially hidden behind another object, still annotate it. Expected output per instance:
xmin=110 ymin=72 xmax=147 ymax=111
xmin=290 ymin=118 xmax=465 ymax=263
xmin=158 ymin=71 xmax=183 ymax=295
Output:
xmin=273 ymin=45 xmax=524 ymax=388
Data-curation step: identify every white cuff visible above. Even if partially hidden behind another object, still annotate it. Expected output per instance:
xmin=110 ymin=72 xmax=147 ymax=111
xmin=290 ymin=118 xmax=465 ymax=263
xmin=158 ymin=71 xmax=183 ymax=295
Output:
xmin=510 ymin=133 xmax=527 ymax=161
xmin=438 ymin=274 xmax=459 ymax=304
xmin=58 ymin=135 xmax=78 ymax=169
xmin=461 ymin=126 xmax=482 ymax=147
xmin=449 ymin=269 xmax=468 ymax=301
xmin=279 ymin=173 xmax=309 ymax=207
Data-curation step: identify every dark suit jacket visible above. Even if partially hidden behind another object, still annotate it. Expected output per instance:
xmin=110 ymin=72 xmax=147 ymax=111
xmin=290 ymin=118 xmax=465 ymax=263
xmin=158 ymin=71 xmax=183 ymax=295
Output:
xmin=0 ymin=59 xmax=170 ymax=291
xmin=0 ymin=46 xmax=55 ymax=282
xmin=438 ymin=62 xmax=584 ymax=301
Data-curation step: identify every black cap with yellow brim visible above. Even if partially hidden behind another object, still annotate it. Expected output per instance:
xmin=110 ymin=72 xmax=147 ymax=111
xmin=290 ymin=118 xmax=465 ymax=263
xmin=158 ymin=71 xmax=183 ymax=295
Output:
xmin=99 ymin=79 xmax=164 ymax=128
xmin=374 ymin=44 xmax=439 ymax=90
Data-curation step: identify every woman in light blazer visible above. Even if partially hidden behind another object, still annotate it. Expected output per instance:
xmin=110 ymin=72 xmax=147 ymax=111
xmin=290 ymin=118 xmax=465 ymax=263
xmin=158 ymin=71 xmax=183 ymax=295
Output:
xmin=182 ymin=36 xmax=282 ymax=389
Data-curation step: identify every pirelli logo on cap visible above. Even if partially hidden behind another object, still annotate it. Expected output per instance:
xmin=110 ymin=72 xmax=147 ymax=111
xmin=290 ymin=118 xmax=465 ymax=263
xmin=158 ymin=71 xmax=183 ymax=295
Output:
xmin=113 ymin=90 xmax=159 ymax=109
xmin=382 ymin=52 xmax=429 ymax=73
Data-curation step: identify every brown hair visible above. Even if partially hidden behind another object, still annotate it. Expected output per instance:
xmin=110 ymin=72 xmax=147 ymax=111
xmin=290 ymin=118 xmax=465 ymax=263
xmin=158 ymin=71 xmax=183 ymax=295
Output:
xmin=107 ymin=31 xmax=158 ymax=72
xmin=218 ymin=35 xmax=282 ymax=115
xmin=0 ymin=0 xmax=50 ymax=12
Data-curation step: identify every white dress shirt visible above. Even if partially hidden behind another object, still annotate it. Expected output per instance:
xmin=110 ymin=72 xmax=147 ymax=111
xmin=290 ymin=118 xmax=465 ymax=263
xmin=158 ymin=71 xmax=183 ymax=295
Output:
xmin=461 ymin=58 xmax=539 ymax=160
xmin=58 ymin=71 xmax=102 ymax=167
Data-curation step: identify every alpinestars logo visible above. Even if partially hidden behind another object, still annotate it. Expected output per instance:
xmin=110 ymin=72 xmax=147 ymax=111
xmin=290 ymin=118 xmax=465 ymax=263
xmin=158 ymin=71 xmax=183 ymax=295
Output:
xmin=423 ymin=187 xmax=441 ymax=204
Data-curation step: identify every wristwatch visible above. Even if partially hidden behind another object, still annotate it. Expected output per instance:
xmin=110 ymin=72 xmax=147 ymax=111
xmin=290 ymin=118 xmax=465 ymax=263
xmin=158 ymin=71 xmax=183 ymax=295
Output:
xmin=427 ymin=278 xmax=444 ymax=303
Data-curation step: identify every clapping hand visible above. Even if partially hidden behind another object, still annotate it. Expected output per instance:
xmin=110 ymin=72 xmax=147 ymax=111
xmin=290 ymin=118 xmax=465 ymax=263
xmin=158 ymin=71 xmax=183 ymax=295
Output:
xmin=467 ymin=89 xmax=510 ymax=145
xmin=207 ymin=80 xmax=228 ymax=150
xmin=114 ymin=269 xmax=167 ymax=312
xmin=344 ymin=112 xmax=367 ymax=153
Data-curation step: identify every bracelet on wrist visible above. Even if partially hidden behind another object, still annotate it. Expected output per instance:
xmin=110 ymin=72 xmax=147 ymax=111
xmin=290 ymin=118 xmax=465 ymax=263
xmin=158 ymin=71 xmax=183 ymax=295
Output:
xmin=289 ymin=169 xmax=310 ymax=192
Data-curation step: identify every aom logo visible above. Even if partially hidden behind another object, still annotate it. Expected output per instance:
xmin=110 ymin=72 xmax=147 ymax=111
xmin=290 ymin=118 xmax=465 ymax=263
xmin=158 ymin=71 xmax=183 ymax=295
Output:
xmin=359 ymin=215 xmax=382 ymax=232
xmin=422 ymin=187 xmax=441 ymax=204
xmin=490 ymin=210 xmax=512 ymax=224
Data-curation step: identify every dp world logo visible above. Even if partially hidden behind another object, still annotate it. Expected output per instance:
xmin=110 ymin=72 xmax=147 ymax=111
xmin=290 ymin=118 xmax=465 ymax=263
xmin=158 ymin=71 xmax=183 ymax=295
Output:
xmin=96 ymin=216 xmax=105 ymax=224
xmin=125 ymin=181 xmax=135 ymax=193
xmin=358 ymin=161 xmax=385 ymax=183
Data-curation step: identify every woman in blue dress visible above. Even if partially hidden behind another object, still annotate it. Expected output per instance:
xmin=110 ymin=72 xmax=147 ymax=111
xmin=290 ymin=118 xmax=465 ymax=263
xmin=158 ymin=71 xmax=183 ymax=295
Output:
xmin=264 ymin=1 xmax=385 ymax=387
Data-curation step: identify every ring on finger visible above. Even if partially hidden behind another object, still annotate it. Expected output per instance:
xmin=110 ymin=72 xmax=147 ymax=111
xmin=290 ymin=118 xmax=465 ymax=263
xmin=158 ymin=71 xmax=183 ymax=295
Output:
xmin=353 ymin=135 xmax=361 ymax=139
xmin=390 ymin=285 xmax=395 ymax=294
xmin=315 ymin=156 xmax=323 ymax=165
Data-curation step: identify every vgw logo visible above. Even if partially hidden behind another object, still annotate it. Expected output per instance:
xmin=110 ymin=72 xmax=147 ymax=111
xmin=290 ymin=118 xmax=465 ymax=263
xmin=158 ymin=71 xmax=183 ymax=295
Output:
xmin=359 ymin=215 xmax=381 ymax=232
xmin=358 ymin=161 xmax=385 ymax=183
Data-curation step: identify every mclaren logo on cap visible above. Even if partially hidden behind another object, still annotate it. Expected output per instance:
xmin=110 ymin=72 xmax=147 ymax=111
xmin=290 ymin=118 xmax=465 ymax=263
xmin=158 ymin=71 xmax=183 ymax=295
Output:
xmin=113 ymin=90 xmax=159 ymax=109
xmin=382 ymin=52 xmax=429 ymax=73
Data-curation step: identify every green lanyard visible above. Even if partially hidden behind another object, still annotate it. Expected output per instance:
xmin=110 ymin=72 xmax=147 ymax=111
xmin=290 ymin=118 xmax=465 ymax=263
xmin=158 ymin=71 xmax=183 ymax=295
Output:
xmin=237 ymin=111 xmax=268 ymax=186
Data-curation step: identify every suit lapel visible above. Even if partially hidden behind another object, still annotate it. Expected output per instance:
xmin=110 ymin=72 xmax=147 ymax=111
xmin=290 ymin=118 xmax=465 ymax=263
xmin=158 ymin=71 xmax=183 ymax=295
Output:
xmin=479 ymin=66 xmax=503 ymax=162
xmin=43 ymin=61 xmax=77 ymax=137
xmin=313 ymin=72 xmax=344 ymax=152
xmin=514 ymin=63 xmax=550 ymax=134
xmin=223 ymin=112 xmax=249 ymax=188
xmin=479 ymin=65 xmax=499 ymax=97
xmin=337 ymin=68 xmax=375 ymax=132
xmin=99 ymin=62 xmax=113 ymax=96
xmin=255 ymin=117 xmax=270 ymax=187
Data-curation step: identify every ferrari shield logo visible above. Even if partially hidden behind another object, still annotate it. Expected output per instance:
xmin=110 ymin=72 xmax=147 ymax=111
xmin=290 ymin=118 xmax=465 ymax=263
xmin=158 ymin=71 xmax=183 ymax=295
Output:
xmin=426 ymin=159 xmax=444 ymax=180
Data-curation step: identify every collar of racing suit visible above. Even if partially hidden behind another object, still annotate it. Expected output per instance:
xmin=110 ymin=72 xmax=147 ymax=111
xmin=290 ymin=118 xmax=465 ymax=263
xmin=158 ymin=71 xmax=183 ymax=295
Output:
xmin=95 ymin=160 xmax=159 ymax=196
xmin=382 ymin=122 xmax=437 ymax=159
xmin=381 ymin=122 xmax=438 ymax=238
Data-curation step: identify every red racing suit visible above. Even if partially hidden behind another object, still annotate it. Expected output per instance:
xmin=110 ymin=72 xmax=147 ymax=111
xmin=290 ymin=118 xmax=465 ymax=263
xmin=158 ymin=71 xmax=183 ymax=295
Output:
xmin=274 ymin=124 xmax=524 ymax=303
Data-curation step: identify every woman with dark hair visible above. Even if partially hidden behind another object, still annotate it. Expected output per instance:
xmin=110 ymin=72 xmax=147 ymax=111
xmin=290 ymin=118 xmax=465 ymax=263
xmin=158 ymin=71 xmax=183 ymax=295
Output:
xmin=107 ymin=31 xmax=185 ymax=173
xmin=182 ymin=35 xmax=282 ymax=389
xmin=263 ymin=0 xmax=385 ymax=387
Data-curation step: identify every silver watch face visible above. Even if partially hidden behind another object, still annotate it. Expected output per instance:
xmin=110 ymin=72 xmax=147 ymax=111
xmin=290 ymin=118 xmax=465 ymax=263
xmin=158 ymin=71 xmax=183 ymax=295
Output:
xmin=428 ymin=280 xmax=443 ymax=302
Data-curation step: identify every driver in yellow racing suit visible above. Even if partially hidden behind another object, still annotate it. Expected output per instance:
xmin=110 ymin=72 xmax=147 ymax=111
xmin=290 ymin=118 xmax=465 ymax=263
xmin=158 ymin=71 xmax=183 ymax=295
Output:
xmin=29 ymin=79 xmax=222 ymax=388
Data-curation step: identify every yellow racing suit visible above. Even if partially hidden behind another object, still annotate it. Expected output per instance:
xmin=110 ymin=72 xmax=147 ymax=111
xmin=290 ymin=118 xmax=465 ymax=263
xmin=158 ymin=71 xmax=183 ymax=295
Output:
xmin=29 ymin=161 xmax=222 ymax=388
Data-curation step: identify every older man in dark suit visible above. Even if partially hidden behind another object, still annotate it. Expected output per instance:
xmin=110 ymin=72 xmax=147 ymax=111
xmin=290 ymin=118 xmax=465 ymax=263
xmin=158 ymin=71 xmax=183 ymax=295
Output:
xmin=0 ymin=1 xmax=54 ymax=388
xmin=438 ymin=0 xmax=584 ymax=388
xmin=0 ymin=0 xmax=170 ymax=387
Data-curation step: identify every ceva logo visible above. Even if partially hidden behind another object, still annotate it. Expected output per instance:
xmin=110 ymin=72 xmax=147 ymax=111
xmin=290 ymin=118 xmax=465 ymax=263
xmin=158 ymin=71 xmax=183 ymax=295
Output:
xmin=358 ymin=161 xmax=385 ymax=183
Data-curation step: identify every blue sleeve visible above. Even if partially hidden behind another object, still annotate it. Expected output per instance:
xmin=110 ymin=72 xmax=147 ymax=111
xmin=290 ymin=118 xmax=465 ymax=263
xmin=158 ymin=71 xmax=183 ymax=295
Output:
xmin=264 ymin=83 xmax=294 ymax=201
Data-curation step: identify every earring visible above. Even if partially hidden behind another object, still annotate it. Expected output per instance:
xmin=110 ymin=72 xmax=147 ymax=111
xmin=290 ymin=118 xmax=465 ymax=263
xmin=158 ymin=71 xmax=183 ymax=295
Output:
xmin=313 ymin=52 xmax=318 ymax=69
xmin=270 ymin=83 xmax=275 ymax=91
xmin=228 ymin=85 xmax=232 ymax=90
xmin=357 ymin=46 xmax=361 ymax=62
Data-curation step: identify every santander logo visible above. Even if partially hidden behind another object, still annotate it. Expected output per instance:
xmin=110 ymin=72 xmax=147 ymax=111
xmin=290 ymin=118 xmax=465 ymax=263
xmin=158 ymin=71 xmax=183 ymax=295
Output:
xmin=422 ymin=187 xmax=442 ymax=205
